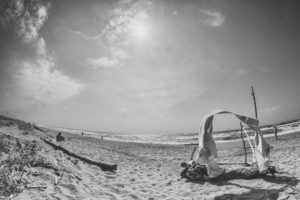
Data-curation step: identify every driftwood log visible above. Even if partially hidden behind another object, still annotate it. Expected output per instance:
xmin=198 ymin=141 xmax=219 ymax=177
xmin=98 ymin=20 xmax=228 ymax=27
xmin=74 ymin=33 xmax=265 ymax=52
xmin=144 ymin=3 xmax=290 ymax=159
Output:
xmin=181 ymin=163 xmax=276 ymax=181
xmin=34 ymin=126 xmax=46 ymax=133
xmin=43 ymin=139 xmax=117 ymax=171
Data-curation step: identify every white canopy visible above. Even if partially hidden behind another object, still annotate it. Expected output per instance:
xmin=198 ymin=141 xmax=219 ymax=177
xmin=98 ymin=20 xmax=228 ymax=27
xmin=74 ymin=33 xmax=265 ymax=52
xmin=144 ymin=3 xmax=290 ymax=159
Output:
xmin=194 ymin=110 xmax=270 ymax=178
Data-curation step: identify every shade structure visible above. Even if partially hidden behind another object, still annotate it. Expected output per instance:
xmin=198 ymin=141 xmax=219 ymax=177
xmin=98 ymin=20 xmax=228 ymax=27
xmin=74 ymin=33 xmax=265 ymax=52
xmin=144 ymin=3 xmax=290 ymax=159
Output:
xmin=195 ymin=110 xmax=270 ymax=178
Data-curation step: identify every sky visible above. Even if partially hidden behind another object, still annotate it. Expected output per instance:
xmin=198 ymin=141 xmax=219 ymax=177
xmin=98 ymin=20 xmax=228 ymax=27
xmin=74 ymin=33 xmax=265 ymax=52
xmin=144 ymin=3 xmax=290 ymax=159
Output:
xmin=0 ymin=0 xmax=299 ymax=134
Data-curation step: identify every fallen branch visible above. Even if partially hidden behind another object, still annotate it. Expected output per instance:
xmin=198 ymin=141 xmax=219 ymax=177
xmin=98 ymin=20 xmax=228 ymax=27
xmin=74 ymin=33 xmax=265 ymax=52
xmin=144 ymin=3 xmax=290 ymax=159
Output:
xmin=43 ymin=139 xmax=117 ymax=171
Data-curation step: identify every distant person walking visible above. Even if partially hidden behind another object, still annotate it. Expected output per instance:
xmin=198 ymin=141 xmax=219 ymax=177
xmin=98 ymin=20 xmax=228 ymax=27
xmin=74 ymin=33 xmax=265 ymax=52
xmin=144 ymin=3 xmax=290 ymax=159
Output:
xmin=274 ymin=125 xmax=278 ymax=140
xmin=82 ymin=132 xmax=84 ymax=136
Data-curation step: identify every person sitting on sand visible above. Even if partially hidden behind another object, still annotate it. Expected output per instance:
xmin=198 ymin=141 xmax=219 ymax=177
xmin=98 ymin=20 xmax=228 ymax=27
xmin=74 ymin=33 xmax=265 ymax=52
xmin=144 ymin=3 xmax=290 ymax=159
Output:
xmin=56 ymin=132 xmax=65 ymax=142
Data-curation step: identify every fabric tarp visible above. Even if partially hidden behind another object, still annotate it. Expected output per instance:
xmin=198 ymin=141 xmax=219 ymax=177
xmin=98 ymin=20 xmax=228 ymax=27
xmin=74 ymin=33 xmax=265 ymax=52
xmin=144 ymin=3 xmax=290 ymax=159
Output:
xmin=194 ymin=110 xmax=270 ymax=178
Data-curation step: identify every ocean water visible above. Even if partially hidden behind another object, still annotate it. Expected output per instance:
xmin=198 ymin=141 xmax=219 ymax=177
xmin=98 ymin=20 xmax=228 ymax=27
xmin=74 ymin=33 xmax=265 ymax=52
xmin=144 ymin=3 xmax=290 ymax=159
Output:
xmin=39 ymin=121 xmax=300 ymax=145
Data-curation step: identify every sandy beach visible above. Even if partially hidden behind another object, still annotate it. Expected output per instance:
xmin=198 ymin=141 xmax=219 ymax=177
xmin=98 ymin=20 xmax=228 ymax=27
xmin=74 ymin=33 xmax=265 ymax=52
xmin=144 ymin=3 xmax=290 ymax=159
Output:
xmin=1 ymin=0 xmax=300 ymax=199
xmin=0 ymin=116 xmax=300 ymax=200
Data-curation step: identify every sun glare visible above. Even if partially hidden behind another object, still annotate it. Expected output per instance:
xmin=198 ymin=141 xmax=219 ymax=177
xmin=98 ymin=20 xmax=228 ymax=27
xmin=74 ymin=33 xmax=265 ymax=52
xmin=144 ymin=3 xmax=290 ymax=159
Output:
xmin=132 ymin=24 xmax=149 ymax=39
xmin=129 ymin=11 xmax=150 ymax=40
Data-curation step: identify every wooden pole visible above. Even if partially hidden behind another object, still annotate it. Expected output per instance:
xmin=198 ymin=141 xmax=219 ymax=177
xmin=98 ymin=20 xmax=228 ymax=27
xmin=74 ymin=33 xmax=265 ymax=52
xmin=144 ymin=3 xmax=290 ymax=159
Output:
xmin=251 ymin=86 xmax=258 ymax=119
xmin=250 ymin=86 xmax=258 ymax=165
xmin=240 ymin=122 xmax=248 ymax=166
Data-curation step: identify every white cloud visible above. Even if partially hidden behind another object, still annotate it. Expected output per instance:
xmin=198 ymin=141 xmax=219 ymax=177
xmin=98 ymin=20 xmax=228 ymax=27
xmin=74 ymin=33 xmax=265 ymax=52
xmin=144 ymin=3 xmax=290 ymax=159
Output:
xmin=1 ymin=0 xmax=84 ymax=106
xmin=0 ymin=0 xmax=50 ymax=43
xmin=200 ymin=9 xmax=225 ymax=27
xmin=86 ymin=46 xmax=127 ymax=69
xmin=111 ymin=47 xmax=128 ymax=59
xmin=67 ymin=29 xmax=100 ymax=41
xmin=34 ymin=38 xmax=47 ymax=56
xmin=87 ymin=56 xmax=121 ymax=68
xmin=18 ymin=3 xmax=49 ymax=43
xmin=96 ymin=0 xmax=150 ymax=68
xmin=0 ymin=0 xmax=24 ymax=27
xmin=102 ymin=6 xmax=150 ymax=42
xmin=16 ymin=57 xmax=84 ymax=105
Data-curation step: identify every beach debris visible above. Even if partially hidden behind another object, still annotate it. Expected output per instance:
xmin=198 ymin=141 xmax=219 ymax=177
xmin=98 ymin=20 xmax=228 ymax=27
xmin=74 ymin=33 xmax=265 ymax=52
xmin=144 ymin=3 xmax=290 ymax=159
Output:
xmin=181 ymin=110 xmax=271 ymax=181
xmin=0 ymin=133 xmax=56 ymax=198
xmin=43 ymin=139 xmax=117 ymax=171
xmin=181 ymin=162 xmax=277 ymax=181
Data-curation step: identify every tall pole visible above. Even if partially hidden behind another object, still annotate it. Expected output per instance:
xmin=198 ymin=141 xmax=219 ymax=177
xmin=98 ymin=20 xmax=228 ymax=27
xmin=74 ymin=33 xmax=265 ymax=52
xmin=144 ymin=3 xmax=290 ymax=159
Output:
xmin=250 ymin=86 xmax=258 ymax=165
xmin=240 ymin=122 xmax=248 ymax=166
xmin=251 ymin=86 xmax=258 ymax=119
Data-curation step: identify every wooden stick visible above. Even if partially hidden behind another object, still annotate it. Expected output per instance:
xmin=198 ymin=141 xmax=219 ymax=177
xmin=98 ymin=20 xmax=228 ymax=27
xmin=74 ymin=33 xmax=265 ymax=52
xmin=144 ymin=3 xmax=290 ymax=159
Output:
xmin=43 ymin=139 xmax=117 ymax=171
xmin=244 ymin=127 xmax=256 ymax=164
xmin=240 ymin=122 xmax=248 ymax=166
xmin=34 ymin=126 xmax=46 ymax=133
xmin=190 ymin=146 xmax=197 ymax=160
xmin=244 ymin=129 xmax=255 ymax=154
xmin=251 ymin=86 xmax=258 ymax=119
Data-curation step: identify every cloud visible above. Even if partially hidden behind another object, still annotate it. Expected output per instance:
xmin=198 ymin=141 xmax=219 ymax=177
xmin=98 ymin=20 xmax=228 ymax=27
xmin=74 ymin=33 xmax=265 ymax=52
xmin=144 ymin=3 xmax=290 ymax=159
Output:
xmin=1 ymin=0 xmax=84 ymax=105
xmin=111 ymin=46 xmax=127 ymax=59
xmin=0 ymin=0 xmax=50 ymax=43
xmin=67 ymin=29 xmax=100 ymax=41
xmin=93 ymin=0 xmax=151 ymax=69
xmin=102 ymin=5 xmax=150 ymax=42
xmin=200 ymin=9 xmax=225 ymax=27
xmin=101 ymin=0 xmax=139 ymax=42
xmin=87 ymin=46 xmax=127 ymax=69
xmin=16 ymin=57 xmax=84 ymax=105
xmin=34 ymin=37 xmax=47 ymax=56
xmin=87 ymin=56 xmax=121 ymax=68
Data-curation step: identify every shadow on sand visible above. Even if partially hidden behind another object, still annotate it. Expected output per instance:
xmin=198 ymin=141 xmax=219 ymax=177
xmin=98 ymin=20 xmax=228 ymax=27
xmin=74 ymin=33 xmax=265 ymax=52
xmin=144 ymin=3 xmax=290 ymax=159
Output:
xmin=212 ymin=175 xmax=298 ymax=200
xmin=275 ymin=138 xmax=288 ymax=141
xmin=183 ymin=174 xmax=298 ymax=199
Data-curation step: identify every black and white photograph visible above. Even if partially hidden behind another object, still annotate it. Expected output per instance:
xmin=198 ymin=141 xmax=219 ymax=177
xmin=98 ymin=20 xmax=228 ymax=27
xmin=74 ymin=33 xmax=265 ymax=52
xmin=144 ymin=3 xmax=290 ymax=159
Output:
xmin=0 ymin=0 xmax=300 ymax=199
